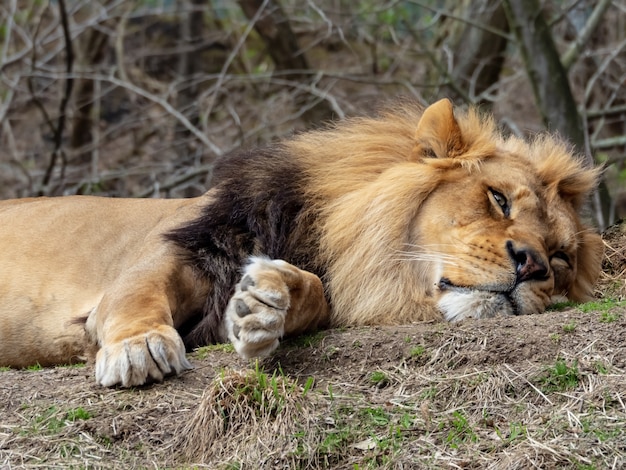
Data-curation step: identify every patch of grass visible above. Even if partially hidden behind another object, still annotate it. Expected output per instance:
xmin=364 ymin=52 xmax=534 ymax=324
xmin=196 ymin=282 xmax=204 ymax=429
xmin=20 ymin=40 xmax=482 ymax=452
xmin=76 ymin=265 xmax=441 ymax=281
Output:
xmin=286 ymin=330 xmax=326 ymax=349
xmin=600 ymin=311 xmax=621 ymax=323
xmin=193 ymin=343 xmax=235 ymax=359
xmin=232 ymin=364 xmax=300 ymax=416
xmin=562 ymin=320 xmax=577 ymax=333
xmin=0 ymin=366 xmax=11 ymax=372
xmin=320 ymin=428 xmax=352 ymax=455
xmin=25 ymin=363 xmax=43 ymax=371
xmin=65 ymin=407 xmax=93 ymax=421
xmin=495 ymin=422 xmax=527 ymax=444
xmin=548 ymin=300 xmax=577 ymax=311
xmin=369 ymin=371 xmax=389 ymax=387
xmin=410 ymin=345 xmax=426 ymax=357
xmin=360 ymin=407 xmax=390 ymax=427
xmin=323 ymin=345 xmax=339 ymax=361
xmin=549 ymin=333 xmax=561 ymax=343
xmin=440 ymin=410 xmax=477 ymax=448
xmin=20 ymin=405 xmax=94 ymax=437
xmin=420 ymin=386 xmax=438 ymax=400
xmin=539 ymin=359 xmax=580 ymax=392
xmin=21 ymin=406 xmax=64 ymax=435
xmin=594 ymin=361 xmax=609 ymax=374
xmin=578 ymin=299 xmax=626 ymax=313
xmin=58 ymin=362 xmax=86 ymax=369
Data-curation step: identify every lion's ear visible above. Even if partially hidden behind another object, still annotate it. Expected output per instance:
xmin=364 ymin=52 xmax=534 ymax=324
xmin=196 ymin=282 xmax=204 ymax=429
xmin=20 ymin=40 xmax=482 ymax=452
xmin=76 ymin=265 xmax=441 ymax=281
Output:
xmin=569 ymin=229 xmax=604 ymax=301
xmin=414 ymin=99 xmax=467 ymax=159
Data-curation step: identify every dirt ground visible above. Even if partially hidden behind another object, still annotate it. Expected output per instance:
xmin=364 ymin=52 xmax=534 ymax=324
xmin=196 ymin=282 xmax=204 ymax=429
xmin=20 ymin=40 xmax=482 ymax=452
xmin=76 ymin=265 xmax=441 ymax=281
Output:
xmin=1 ymin=221 xmax=625 ymax=469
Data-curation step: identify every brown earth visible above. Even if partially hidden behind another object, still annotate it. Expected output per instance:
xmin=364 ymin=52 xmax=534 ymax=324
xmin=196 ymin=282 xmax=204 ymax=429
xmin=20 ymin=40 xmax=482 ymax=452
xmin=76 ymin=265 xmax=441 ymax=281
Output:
xmin=1 ymin=221 xmax=625 ymax=469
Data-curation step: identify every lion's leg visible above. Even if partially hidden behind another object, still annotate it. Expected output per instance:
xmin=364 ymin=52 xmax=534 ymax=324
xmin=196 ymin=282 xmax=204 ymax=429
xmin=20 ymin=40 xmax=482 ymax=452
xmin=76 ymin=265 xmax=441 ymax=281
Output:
xmin=224 ymin=257 xmax=330 ymax=358
xmin=85 ymin=261 xmax=200 ymax=387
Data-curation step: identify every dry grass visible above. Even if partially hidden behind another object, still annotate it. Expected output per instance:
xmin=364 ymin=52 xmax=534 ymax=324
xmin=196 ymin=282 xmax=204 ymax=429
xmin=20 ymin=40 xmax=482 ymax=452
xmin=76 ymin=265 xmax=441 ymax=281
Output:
xmin=176 ymin=367 xmax=322 ymax=468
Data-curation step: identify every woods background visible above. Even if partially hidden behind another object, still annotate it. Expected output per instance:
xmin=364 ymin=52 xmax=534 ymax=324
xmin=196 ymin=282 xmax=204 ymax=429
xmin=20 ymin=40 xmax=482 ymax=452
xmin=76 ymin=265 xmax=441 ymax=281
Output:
xmin=0 ymin=0 xmax=624 ymax=227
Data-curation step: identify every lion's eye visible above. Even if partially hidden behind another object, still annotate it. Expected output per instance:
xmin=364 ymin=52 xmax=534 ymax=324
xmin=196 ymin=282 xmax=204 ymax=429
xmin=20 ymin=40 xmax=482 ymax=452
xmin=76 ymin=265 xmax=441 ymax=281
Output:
xmin=489 ymin=189 xmax=510 ymax=217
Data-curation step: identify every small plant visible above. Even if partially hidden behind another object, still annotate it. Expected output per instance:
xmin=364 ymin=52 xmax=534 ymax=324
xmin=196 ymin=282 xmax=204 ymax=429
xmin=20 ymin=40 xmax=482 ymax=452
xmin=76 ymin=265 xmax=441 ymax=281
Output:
xmin=495 ymin=422 xmax=527 ymax=444
xmin=360 ymin=407 xmax=390 ymax=427
xmin=600 ymin=311 xmax=621 ymax=323
xmin=287 ymin=330 xmax=326 ymax=348
xmin=595 ymin=361 xmax=609 ymax=374
xmin=25 ymin=363 xmax=43 ymax=371
xmin=441 ymin=410 xmax=478 ymax=448
xmin=0 ymin=366 xmax=11 ymax=372
xmin=302 ymin=376 xmax=315 ymax=397
xmin=540 ymin=359 xmax=580 ymax=392
xmin=548 ymin=300 xmax=577 ymax=311
xmin=65 ymin=407 xmax=92 ymax=421
xmin=194 ymin=343 xmax=235 ymax=359
xmin=370 ymin=371 xmax=389 ymax=387
xmin=21 ymin=406 xmax=65 ymax=435
xmin=549 ymin=333 xmax=561 ymax=343
xmin=562 ymin=321 xmax=577 ymax=333
xmin=420 ymin=386 xmax=438 ymax=400
xmin=410 ymin=345 xmax=426 ymax=357
xmin=578 ymin=299 xmax=626 ymax=313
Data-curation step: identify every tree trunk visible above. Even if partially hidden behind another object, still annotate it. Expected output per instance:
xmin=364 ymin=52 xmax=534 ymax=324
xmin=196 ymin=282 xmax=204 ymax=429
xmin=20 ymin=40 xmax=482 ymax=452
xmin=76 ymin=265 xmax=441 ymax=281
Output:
xmin=502 ymin=0 xmax=586 ymax=156
xmin=503 ymin=0 xmax=610 ymax=227
xmin=70 ymin=27 xmax=109 ymax=164
xmin=237 ymin=0 xmax=335 ymax=123
xmin=446 ymin=0 xmax=509 ymax=105
xmin=238 ymin=0 xmax=309 ymax=76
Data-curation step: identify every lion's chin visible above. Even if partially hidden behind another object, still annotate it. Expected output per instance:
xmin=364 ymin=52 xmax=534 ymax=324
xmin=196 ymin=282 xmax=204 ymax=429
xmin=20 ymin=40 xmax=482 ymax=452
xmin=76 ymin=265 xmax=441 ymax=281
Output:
xmin=437 ymin=290 xmax=516 ymax=322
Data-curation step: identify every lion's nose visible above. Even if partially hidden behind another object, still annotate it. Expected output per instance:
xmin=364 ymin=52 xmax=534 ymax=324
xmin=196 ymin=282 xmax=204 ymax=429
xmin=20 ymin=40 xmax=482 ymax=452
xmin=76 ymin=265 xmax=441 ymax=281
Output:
xmin=506 ymin=241 xmax=549 ymax=283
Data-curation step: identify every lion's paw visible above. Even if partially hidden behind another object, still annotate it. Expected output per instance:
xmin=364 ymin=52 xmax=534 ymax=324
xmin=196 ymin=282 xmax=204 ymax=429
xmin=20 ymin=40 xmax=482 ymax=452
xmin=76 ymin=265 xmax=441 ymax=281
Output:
xmin=95 ymin=325 xmax=192 ymax=387
xmin=225 ymin=257 xmax=293 ymax=359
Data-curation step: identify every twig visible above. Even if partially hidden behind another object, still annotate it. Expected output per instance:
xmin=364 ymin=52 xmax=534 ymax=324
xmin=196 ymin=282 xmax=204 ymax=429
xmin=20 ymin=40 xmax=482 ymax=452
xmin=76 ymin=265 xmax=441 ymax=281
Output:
xmin=503 ymin=363 xmax=553 ymax=405
xmin=592 ymin=136 xmax=626 ymax=150
xmin=0 ymin=0 xmax=17 ymax=67
xmin=561 ymin=0 xmax=612 ymax=70
xmin=106 ymin=75 xmax=223 ymax=156
xmin=403 ymin=19 xmax=472 ymax=103
xmin=204 ymin=0 xmax=270 ymax=120
xmin=41 ymin=0 xmax=74 ymax=194
xmin=586 ymin=105 xmax=626 ymax=119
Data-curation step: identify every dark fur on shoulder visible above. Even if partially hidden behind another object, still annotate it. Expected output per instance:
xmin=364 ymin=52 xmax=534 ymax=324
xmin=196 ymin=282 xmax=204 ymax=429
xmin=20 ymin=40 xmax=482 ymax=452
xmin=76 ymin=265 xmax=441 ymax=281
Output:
xmin=166 ymin=145 xmax=324 ymax=348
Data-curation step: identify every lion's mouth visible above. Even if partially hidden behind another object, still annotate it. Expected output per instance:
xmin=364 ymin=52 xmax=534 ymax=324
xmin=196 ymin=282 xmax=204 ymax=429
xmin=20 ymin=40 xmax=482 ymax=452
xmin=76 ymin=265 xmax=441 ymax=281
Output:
xmin=437 ymin=277 xmax=519 ymax=317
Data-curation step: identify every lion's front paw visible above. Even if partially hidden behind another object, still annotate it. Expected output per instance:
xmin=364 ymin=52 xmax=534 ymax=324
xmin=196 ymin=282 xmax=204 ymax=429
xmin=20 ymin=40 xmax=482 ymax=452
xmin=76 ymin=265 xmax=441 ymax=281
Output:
xmin=95 ymin=325 xmax=192 ymax=387
xmin=226 ymin=257 xmax=293 ymax=359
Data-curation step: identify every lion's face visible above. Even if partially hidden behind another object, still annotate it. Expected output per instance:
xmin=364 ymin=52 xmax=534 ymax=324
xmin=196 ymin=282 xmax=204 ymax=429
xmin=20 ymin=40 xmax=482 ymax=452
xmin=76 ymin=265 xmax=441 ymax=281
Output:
xmin=412 ymin=145 xmax=598 ymax=321
xmin=300 ymin=98 xmax=602 ymax=327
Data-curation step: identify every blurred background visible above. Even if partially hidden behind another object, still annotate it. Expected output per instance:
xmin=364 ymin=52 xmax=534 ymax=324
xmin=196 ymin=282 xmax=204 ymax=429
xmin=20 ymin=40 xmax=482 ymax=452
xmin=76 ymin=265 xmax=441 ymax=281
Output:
xmin=0 ymin=0 xmax=624 ymax=227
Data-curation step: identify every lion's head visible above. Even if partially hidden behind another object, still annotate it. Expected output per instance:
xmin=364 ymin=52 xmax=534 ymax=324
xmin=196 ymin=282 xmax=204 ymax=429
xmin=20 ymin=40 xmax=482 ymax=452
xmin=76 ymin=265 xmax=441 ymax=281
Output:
xmin=291 ymin=99 xmax=604 ymax=326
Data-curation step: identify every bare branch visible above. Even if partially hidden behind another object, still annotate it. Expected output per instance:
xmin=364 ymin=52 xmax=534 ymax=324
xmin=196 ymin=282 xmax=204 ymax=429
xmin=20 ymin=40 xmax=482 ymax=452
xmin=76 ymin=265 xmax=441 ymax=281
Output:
xmin=41 ymin=0 xmax=74 ymax=194
xmin=593 ymin=136 xmax=626 ymax=150
xmin=561 ymin=0 xmax=613 ymax=70
xmin=204 ymin=0 xmax=270 ymax=119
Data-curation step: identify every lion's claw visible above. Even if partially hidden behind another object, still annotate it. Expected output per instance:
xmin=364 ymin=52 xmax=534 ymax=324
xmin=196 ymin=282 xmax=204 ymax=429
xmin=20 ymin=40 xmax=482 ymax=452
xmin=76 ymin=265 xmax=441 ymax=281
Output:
xmin=95 ymin=325 xmax=191 ymax=387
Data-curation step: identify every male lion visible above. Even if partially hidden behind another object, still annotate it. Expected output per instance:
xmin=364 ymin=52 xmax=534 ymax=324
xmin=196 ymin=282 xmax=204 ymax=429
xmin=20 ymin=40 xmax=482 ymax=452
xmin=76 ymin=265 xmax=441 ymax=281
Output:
xmin=0 ymin=99 xmax=603 ymax=387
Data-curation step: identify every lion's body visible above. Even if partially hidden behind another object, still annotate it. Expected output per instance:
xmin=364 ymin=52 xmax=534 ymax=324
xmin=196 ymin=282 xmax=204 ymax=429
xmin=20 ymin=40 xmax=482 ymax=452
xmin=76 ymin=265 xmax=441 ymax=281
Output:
xmin=0 ymin=196 xmax=205 ymax=366
xmin=0 ymin=100 xmax=603 ymax=386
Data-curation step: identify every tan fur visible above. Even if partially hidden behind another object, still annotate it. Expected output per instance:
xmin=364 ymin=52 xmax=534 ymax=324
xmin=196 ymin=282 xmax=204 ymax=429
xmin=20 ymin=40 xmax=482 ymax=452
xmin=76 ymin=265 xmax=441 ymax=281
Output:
xmin=0 ymin=99 xmax=603 ymax=387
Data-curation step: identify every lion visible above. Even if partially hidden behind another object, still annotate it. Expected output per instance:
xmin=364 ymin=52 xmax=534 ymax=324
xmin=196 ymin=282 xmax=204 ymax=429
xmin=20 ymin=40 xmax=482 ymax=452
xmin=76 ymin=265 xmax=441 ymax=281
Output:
xmin=0 ymin=99 xmax=604 ymax=387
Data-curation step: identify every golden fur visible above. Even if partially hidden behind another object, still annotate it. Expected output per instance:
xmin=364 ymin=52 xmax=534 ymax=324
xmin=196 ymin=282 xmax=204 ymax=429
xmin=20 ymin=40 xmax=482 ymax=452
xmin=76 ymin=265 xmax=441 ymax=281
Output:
xmin=0 ymin=99 xmax=603 ymax=387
